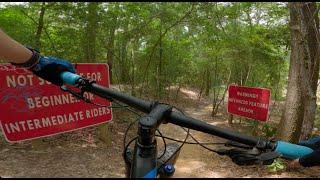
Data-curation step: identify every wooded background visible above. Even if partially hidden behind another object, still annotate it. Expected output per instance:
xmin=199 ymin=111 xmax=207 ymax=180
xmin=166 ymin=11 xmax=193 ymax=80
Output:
xmin=0 ymin=2 xmax=319 ymax=143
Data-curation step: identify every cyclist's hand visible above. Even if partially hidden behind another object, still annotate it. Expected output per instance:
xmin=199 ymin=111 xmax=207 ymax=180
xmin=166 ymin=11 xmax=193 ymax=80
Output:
xmin=298 ymin=136 xmax=320 ymax=150
xmin=31 ymin=56 xmax=76 ymax=86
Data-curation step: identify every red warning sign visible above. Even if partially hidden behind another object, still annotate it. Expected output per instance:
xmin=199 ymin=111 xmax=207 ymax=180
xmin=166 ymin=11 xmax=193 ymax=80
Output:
xmin=227 ymin=84 xmax=270 ymax=122
xmin=0 ymin=63 xmax=112 ymax=142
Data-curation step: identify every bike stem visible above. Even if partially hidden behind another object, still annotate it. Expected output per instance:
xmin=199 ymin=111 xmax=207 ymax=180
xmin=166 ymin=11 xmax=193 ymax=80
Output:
xmin=130 ymin=103 xmax=172 ymax=178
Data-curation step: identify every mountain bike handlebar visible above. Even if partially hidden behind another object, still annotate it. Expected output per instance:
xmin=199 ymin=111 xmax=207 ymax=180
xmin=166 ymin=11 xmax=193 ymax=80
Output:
xmin=60 ymin=71 xmax=314 ymax=160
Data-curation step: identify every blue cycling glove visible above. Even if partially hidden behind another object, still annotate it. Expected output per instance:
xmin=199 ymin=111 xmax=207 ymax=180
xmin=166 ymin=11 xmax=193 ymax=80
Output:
xmin=31 ymin=56 xmax=76 ymax=86
xmin=11 ymin=48 xmax=76 ymax=86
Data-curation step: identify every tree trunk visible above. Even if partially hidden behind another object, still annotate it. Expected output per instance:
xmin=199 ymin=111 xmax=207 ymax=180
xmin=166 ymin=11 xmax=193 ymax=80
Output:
xmin=157 ymin=18 xmax=163 ymax=99
xmin=198 ymin=71 xmax=206 ymax=100
xmin=212 ymin=69 xmax=231 ymax=117
xmin=212 ymin=57 xmax=218 ymax=116
xmin=205 ymin=67 xmax=211 ymax=96
xmin=130 ymin=39 xmax=138 ymax=96
xmin=34 ymin=2 xmax=46 ymax=50
xmin=120 ymin=39 xmax=128 ymax=83
xmin=85 ymin=2 xmax=99 ymax=63
xmin=278 ymin=2 xmax=320 ymax=143
xmin=228 ymin=114 xmax=234 ymax=125
xmin=106 ymin=18 xmax=116 ymax=84
xmin=299 ymin=2 xmax=320 ymax=141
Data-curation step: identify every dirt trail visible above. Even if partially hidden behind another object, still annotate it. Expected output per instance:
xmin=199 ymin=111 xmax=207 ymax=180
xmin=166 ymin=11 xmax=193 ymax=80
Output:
xmin=162 ymin=99 xmax=320 ymax=178
xmin=1 ymin=88 xmax=320 ymax=177
xmin=169 ymin=102 xmax=232 ymax=178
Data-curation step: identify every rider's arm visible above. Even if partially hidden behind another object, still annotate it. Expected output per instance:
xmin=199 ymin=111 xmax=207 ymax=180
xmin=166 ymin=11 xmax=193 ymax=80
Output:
xmin=298 ymin=148 xmax=320 ymax=167
xmin=0 ymin=28 xmax=33 ymax=63
xmin=0 ymin=28 xmax=76 ymax=86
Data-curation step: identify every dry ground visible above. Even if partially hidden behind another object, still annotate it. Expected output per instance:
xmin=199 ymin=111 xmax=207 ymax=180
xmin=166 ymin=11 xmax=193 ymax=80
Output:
xmin=0 ymin=87 xmax=320 ymax=178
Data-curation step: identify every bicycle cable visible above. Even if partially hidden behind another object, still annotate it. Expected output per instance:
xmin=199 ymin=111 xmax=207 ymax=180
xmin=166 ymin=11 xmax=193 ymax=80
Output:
xmin=167 ymin=104 xmax=227 ymax=154
xmin=156 ymin=129 xmax=167 ymax=159
xmin=154 ymin=134 xmax=226 ymax=145
xmin=66 ymin=88 xmax=228 ymax=161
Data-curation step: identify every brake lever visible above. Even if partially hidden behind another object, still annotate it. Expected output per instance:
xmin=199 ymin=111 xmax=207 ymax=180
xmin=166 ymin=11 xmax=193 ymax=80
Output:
xmin=216 ymin=146 xmax=281 ymax=166
xmin=60 ymin=85 xmax=91 ymax=103
xmin=225 ymin=140 xmax=254 ymax=149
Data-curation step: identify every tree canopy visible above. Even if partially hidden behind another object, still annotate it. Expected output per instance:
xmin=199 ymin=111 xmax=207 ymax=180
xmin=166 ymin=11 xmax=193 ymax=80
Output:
xmin=0 ymin=2 xmax=290 ymax=100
